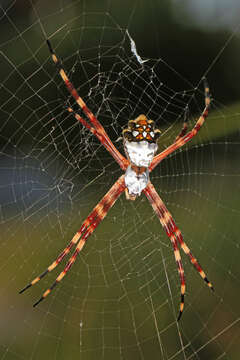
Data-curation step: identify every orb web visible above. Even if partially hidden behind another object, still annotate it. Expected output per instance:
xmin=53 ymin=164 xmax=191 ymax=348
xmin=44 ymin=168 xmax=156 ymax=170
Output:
xmin=0 ymin=1 xmax=240 ymax=359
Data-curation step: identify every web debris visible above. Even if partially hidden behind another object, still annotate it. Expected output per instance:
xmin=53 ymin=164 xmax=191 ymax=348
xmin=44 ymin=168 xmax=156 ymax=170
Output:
xmin=126 ymin=30 xmax=149 ymax=65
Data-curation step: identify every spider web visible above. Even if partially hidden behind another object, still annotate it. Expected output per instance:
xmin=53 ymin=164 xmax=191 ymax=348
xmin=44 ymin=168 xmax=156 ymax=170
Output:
xmin=0 ymin=1 xmax=240 ymax=359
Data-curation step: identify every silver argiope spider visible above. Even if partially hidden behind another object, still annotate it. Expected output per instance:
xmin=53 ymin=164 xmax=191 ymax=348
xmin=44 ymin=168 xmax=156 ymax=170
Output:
xmin=20 ymin=39 xmax=213 ymax=321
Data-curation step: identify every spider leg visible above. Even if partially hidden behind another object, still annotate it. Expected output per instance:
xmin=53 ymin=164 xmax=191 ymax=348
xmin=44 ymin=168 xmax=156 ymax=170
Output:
xmin=144 ymin=183 xmax=213 ymax=320
xmin=147 ymin=185 xmax=214 ymax=290
xmin=19 ymin=210 xmax=98 ymax=294
xmin=175 ymin=106 xmax=189 ymax=142
xmin=46 ymin=39 xmax=128 ymax=171
xmin=174 ymin=229 xmax=214 ymax=290
xmin=20 ymin=176 xmax=126 ymax=305
xmin=67 ymin=107 xmax=126 ymax=164
xmin=144 ymin=182 xmax=213 ymax=320
xmin=149 ymin=78 xmax=210 ymax=172
xmin=19 ymin=232 xmax=77 ymax=294
xmin=144 ymin=183 xmax=185 ymax=320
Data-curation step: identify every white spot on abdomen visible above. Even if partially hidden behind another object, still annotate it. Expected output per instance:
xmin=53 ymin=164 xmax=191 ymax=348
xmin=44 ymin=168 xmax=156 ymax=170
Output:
xmin=124 ymin=140 xmax=158 ymax=167
xmin=124 ymin=166 xmax=149 ymax=197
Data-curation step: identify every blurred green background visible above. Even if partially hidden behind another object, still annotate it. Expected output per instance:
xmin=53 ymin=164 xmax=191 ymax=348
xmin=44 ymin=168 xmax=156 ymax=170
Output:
xmin=0 ymin=1 xmax=240 ymax=359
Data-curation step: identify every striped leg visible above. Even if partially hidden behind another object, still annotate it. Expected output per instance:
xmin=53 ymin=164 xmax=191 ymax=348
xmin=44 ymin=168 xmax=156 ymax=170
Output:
xmin=144 ymin=183 xmax=186 ymax=321
xmin=175 ymin=106 xmax=189 ymax=142
xmin=19 ymin=201 xmax=108 ymax=294
xmin=67 ymin=107 xmax=127 ymax=163
xmin=144 ymin=182 xmax=213 ymax=320
xmin=20 ymin=176 xmax=126 ymax=306
xmin=46 ymin=40 xmax=128 ymax=171
xmin=147 ymin=184 xmax=214 ymax=291
xmin=19 ymin=233 xmax=80 ymax=294
xmin=174 ymin=228 xmax=214 ymax=291
xmin=149 ymin=78 xmax=210 ymax=173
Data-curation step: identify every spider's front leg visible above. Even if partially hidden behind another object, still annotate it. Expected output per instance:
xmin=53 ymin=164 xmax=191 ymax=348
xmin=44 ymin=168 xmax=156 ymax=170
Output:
xmin=175 ymin=105 xmax=189 ymax=142
xmin=149 ymin=78 xmax=211 ymax=172
xmin=46 ymin=39 xmax=129 ymax=171
xmin=20 ymin=176 xmax=126 ymax=306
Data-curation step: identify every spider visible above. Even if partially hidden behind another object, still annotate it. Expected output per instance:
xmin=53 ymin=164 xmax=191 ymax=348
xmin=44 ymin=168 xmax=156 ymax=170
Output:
xmin=20 ymin=39 xmax=213 ymax=321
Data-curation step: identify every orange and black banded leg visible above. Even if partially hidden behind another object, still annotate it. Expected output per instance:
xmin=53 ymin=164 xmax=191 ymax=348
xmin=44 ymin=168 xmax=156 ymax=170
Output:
xmin=148 ymin=186 xmax=214 ymax=292
xmin=19 ymin=234 xmax=78 ymax=294
xmin=144 ymin=183 xmax=213 ymax=319
xmin=66 ymin=107 xmax=126 ymax=163
xmin=144 ymin=182 xmax=186 ymax=321
xmin=46 ymin=39 xmax=128 ymax=171
xmin=174 ymin=228 xmax=214 ymax=291
xmin=19 ymin=190 xmax=117 ymax=295
xmin=149 ymin=78 xmax=211 ymax=173
xmin=20 ymin=176 xmax=126 ymax=307
xmin=19 ymin=202 xmax=104 ymax=295
xmin=175 ymin=106 xmax=189 ymax=142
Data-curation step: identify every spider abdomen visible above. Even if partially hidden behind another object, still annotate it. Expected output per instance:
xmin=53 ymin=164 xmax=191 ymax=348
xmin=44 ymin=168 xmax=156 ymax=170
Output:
xmin=124 ymin=140 xmax=158 ymax=168
xmin=124 ymin=165 xmax=149 ymax=200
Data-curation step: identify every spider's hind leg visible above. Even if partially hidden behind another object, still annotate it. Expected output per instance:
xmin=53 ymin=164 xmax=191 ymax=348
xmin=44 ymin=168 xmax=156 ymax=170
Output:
xmin=144 ymin=182 xmax=214 ymax=320
xmin=20 ymin=176 xmax=126 ymax=306
xmin=175 ymin=228 xmax=214 ymax=291
xmin=143 ymin=183 xmax=186 ymax=321
xmin=19 ymin=232 xmax=83 ymax=294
